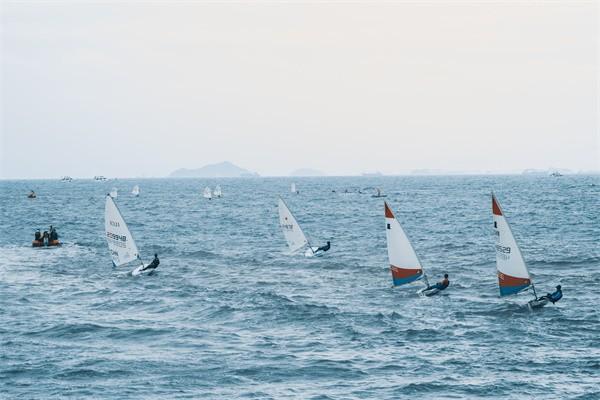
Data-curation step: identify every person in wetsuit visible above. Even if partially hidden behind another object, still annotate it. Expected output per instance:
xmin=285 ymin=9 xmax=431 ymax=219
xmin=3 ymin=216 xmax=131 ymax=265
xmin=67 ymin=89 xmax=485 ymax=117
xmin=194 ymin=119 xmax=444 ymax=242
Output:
xmin=539 ymin=285 xmax=563 ymax=304
xmin=316 ymin=241 xmax=331 ymax=253
xmin=142 ymin=254 xmax=160 ymax=271
xmin=429 ymin=274 xmax=449 ymax=291
xmin=34 ymin=230 xmax=41 ymax=242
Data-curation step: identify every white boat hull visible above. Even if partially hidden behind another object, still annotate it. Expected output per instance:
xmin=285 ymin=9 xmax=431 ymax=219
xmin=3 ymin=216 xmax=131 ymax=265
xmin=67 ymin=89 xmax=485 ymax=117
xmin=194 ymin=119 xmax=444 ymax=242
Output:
xmin=305 ymin=247 xmax=325 ymax=258
xmin=528 ymin=298 xmax=549 ymax=310
xmin=131 ymin=263 xmax=157 ymax=276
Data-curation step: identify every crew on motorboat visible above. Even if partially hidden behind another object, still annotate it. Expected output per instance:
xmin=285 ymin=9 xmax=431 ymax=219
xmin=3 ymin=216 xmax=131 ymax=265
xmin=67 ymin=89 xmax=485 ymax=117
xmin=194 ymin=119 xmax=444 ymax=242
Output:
xmin=32 ymin=225 xmax=60 ymax=247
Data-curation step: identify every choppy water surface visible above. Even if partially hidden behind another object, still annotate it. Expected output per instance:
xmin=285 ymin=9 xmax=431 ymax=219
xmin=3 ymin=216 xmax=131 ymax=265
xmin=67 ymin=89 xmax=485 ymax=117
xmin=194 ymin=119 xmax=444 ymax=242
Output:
xmin=1 ymin=176 xmax=599 ymax=399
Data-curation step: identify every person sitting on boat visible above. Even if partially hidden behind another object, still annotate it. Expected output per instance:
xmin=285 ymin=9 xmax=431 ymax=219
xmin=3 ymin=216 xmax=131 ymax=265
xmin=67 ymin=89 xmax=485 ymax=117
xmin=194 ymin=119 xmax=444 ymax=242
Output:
xmin=539 ymin=285 xmax=562 ymax=304
xmin=49 ymin=226 xmax=58 ymax=241
xmin=429 ymin=274 xmax=450 ymax=291
xmin=316 ymin=241 xmax=331 ymax=253
xmin=142 ymin=254 xmax=160 ymax=271
xmin=34 ymin=230 xmax=41 ymax=241
xmin=28 ymin=190 xmax=36 ymax=198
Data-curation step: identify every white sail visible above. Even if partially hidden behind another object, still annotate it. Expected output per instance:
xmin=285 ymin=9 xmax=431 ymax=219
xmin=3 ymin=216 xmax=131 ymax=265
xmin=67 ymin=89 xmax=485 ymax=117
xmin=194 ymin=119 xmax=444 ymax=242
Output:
xmin=203 ymin=187 xmax=212 ymax=199
xmin=213 ymin=185 xmax=222 ymax=198
xmin=385 ymin=202 xmax=424 ymax=286
xmin=291 ymin=183 xmax=297 ymax=193
xmin=278 ymin=197 xmax=309 ymax=253
xmin=131 ymin=185 xmax=140 ymax=196
xmin=105 ymin=195 xmax=140 ymax=267
xmin=492 ymin=194 xmax=532 ymax=296
xmin=109 ymin=188 xmax=118 ymax=198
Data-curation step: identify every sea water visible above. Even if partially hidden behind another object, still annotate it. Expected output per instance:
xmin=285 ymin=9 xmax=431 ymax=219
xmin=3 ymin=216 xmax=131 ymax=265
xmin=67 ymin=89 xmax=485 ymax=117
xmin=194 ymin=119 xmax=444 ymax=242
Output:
xmin=1 ymin=176 xmax=599 ymax=399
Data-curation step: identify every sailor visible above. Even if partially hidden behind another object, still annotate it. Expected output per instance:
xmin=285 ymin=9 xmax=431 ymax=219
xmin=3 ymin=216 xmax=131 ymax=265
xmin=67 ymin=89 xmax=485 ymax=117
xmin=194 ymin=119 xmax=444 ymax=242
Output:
xmin=28 ymin=190 xmax=36 ymax=198
xmin=142 ymin=254 xmax=160 ymax=271
xmin=540 ymin=285 xmax=563 ymax=304
xmin=316 ymin=241 xmax=331 ymax=252
xmin=429 ymin=274 xmax=449 ymax=291
xmin=34 ymin=230 xmax=41 ymax=241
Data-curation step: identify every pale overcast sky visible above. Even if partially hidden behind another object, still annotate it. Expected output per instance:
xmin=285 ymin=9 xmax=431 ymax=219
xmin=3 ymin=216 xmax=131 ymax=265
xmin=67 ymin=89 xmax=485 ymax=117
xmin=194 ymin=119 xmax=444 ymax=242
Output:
xmin=1 ymin=1 xmax=598 ymax=178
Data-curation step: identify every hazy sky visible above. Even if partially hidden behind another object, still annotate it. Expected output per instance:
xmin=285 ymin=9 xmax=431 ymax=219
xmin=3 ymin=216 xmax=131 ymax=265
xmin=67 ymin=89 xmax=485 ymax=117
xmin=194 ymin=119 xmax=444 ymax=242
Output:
xmin=1 ymin=1 xmax=598 ymax=178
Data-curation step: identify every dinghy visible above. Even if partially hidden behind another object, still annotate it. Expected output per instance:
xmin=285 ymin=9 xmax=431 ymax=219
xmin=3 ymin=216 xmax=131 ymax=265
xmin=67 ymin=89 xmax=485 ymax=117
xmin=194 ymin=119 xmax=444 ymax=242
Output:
xmin=278 ymin=196 xmax=328 ymax=257
xmin=492 ymin=193 xmax=547 ymax=309
xmin=213 ymin=185 xmax=222 ymax=198
xmin=109 ymin=188 xmax=118 ymax=198
xmin=372 ymin=187 xmax=387 ymax=198
xmin=385 ymin=201 xmax=444 ymax=296
xmin=105 ymin=194 xmax=154 ymax=276
xmin=203 ymin=187 xmax=212 ymax=200
xmin=131 ymin=185 xmax=140 ymax=197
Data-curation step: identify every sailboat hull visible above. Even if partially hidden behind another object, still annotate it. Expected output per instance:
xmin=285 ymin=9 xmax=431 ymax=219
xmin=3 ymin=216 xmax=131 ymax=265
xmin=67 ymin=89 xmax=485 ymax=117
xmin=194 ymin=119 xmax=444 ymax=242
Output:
xmin=528 ymin=298 xmax=549 ymax=310
xmin=418 ymin=286 xmax=442 ymax=296
xmin=305 ymin=247 xmax=325 ymax=257
xmin=131 ymin=264 xmax=157 ymax=276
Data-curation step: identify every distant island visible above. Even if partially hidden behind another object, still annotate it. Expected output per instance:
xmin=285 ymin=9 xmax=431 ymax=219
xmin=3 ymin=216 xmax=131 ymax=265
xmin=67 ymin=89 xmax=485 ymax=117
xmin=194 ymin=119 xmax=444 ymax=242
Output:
xmin=361 ymin=171 xmax=383 ymax=177
xmin=170 ymin=161 xmax=259 ymax=178
xmin=290 ymin=168 xmax=326 ymax=177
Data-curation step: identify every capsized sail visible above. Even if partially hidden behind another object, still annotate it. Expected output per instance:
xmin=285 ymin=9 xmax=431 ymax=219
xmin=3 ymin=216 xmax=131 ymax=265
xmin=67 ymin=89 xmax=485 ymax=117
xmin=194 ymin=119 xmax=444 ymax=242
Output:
xmin=385 ymin=201 xmax=424 ymax=286
xmin=105 ymin=195 xmax=141 ymax=267
xmin=278 ymin=197 xmax=309 ymax=253
xmin=203 ymin=187 xmax=212 ymax=199
xmin=132 ymin=185 xmax=140 ymax=196
xmin=492 ymin=193 xmax=532 ymax=296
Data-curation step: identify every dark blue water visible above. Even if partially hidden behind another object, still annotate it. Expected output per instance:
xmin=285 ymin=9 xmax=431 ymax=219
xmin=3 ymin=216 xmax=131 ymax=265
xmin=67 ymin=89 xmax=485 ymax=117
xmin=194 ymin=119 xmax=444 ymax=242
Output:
xmin=1 ymin=176 xmax=599 ymax=399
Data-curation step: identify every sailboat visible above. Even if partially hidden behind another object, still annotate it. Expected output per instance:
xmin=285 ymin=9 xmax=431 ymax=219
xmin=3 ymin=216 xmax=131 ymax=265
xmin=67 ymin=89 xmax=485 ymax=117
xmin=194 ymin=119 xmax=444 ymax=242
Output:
xmin=203 ymin=187 xmax=212 ymax=200
xmin=213 ymin=185 xmax=222 ymax=198
xmin=109 ymin=188 xmax=118 ymax=198
xmin=131 ymin=185 xmax=140 ymax=197
xmin=278 ymin=196 xmax=328 ymax=257
xmin=105 ymin=195 xmax=153 ymax=276
xmin=492 ymin=193 xmax=547 ymax=308
xmin=291 ymin=183 xmax=298 ymax=194
xmin=385 ymin=201 xmax=442 ymax=296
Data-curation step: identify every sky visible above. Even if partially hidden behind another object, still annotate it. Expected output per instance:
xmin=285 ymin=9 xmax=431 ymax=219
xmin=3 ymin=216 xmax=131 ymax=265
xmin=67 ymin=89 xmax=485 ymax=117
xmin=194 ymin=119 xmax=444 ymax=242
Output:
xmin=1 ymin=1 xmax=598 ymax=178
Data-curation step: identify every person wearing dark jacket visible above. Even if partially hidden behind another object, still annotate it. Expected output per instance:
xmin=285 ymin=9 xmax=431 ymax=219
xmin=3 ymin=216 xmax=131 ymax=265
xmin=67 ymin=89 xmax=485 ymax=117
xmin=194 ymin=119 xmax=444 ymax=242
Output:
xmin=429 ymin=274 xmax=450 ymax=291
xmin=142 ymin=254 xmax=160 ymax=271
xmin=540 ymin=285 xmax=563 ymax=304
xmin=316 ymin=241 xmax=331 ymax=252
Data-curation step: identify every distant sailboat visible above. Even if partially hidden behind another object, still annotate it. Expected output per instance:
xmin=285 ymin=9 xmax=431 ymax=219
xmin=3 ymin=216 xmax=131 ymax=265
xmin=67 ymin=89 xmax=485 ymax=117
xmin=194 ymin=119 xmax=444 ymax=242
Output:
xmin=203 ymin=187 xmax=212 ymax=200
xmin=131 ymin=185 xmax=140 ymax=197
xmin=213 ymin=185 xmax=222 ymax=198
xmin=105 ymin=195 xmax=153 ymax=276
xmin=109 ymin=188 xmax=118 ymax=198
xmin=385 ymin=201 xmax=442 ymax=296
xmin=278 ymin=196 xmax=328 ymax=257
xmin=492 ymin=193 xmax=547 ymax=308
xmin=291 ymin=183 xmax=298 ymax=194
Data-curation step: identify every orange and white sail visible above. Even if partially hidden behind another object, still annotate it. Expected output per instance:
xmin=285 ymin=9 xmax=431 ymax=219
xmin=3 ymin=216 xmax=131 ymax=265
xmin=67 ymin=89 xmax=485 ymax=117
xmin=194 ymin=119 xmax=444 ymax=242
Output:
xmin=492 ymin=193 xmax=532 ymax=296
xmin=385 ymin=201 xmax=424 ymax=286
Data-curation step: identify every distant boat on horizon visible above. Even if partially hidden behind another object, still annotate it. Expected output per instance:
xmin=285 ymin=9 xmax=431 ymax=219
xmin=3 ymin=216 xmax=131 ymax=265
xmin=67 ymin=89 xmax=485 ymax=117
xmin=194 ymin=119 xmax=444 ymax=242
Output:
xmin=203 ymin=187 xmax=212 ymax=200
xmin=132 ymin=185 xmax=140 ymax=197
